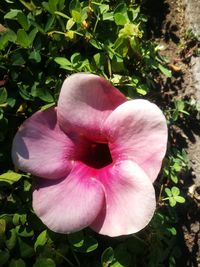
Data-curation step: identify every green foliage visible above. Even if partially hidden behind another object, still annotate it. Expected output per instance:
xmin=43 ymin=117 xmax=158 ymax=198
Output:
xmin=0 ymin=0 xmax=190 ymax=266
xmin=164 ymin=187 xmax=185 ymax=207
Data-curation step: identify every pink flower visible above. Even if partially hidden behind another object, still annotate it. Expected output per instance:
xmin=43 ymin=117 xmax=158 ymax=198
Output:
xmin=12 ymin=73 xmax=167 ymax=237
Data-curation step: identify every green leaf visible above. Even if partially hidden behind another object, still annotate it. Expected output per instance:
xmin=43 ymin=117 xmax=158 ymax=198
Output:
xmin=69 ymin=232 xmax=98 ymax=253
xmin=17 ymin=12 xmax=30 ymax=30
xmin=0 ymin=88 xmax=7 ymax=104
xmin=33 ymin=258 xmax=56 ymax=267
xmin=58 ymin=0 xmax=65 ymax=11
xmin=10 ymin=52 xmax=25 ymax=66
xmin=40 ymin=103 xmax=55 ymax=110
xmin=130 ymin=6 xmax=140 ymax=21
xmin=112 ymin=244 xmax=131 ymax=267
xmin=136 ymin=84 xmax=148 ymax=95
xmin=34 ymin=230 xmax=47 ymax=250
xmin=99 ymin=4 xmax=109 ymax=14
xmin=167 ymin=227 xmax=177 ymax=236
xmin=13 ymin=213 xmax=27 ymax=226
xmin=71 ymin=10 xmax=82 ymax=23
xmin=171 ymin=186 xmax=180 ymax=196
xmin=0 ymin=251 xmax=9 ymax=267
xmin=6 ymin=229 xmax=17 ymax=250
xmin=19 ymin=84 xmax=32 ymax=100
xmin=54 ymin=57 xmax=72 ymax=67
xmin=8 ymin=259 xmax=26 ymax=267
xmin=17 ymin=29 xmax=30 ymax=48
xmin=103 ymin=12 xmax=114 ymax=21
xmin=174 ymin=196 xmax=185 ymax=203
xmin=31 ymin=83 xmax=54 ymax=103
xmin=68 ymin=231 xmax=84 ymax=248
xmin=69 ymin=0 xmax=81 ymax=23
xmin=18 ymin=0 xmax=36 ymax=11
xmin=48 ymin=0 xmax=59 ymax=12
xmin=101 ymin=247 xmax=114 ymax=266
xmin=29 ymin=50 xmax=41 ymax=62
xmin=45 ymin=16 xmax=56 ymax=32
xmin=169 ymin=198 xmax=176 ymax=207
xmin=93 ymin=53 xmax=106 ymax=70
xmin=0 ymin=219 xmax=6 ymax=235
xmin=0 ymin=30 xmax=17 ymax=50
xmin=4 ymin=9 xmax=20 ymax=19
xmin=28 ymin=28 xmax=38 ymax=44
xmin=89 ymin=39 xmax=103 ymax=50
xmin=165 ymin=188 xmax=172 ymax=197
xmin=76 ymin=235 xmax=98 ymax=253
xmin=66 ymin=18 xmax=75 ymax=30
xmin=170 ymin=174 xmax=178 ymax=184
xmin=0 ymin=171 xmax=22 ymax=185
xmin=114 ymin=4 xmax=129 ymax=25
xmin=15 ymin=225 xmax=34 ymax=237
xmin=18 ymin=237 xmax=34 ymax=258
xmin=17 ymin=28 xmax=37 ymax=48
xmin=158 ymin=64 xmax=172 ymax=77
xmin=37 ymin=88 xmax=54 ymax=103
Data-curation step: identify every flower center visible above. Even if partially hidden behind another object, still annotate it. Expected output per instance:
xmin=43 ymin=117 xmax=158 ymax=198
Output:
xmin=83 ymin=142 xmax=113 ymax=169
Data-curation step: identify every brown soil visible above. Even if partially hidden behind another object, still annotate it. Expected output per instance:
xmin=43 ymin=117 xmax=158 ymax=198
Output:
xmin=143 ymin=0 xmax=200 ymax=266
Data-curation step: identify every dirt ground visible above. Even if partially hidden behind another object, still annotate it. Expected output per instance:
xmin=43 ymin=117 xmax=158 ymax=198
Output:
xmin=143 ymin=0 xmax=200 ymax=265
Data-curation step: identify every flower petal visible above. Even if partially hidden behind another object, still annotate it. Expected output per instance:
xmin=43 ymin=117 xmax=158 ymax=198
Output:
xmin=90 ymin=160 xmax=156 ymax=237
xmin=33 ymin=162 xmax=104 ymax=233
xmin=57 ymin=73 xmax=126 ymax=141
xmin=12 ymin=108 xmax=75 ymax=179
xmin=103 ymin=100 xmax=168 ymax=182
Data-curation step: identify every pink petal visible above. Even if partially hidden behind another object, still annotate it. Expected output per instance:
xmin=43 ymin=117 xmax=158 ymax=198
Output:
xmin=12 ymin=108 xmax=75 ymax=179
xmin=57 ymin=73 xmax=126 ymax=142
xmin=103 ymin=100 xmax=168 ymax=182
xmin=90 ymin=160 xmax=156 ymax=237
xmin=33 ymin=162 xmax=104 ymax=233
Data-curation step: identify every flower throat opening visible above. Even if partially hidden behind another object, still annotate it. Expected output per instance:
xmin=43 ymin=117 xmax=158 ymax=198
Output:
xmin=83 ymin=142 xmax=113 ymax=169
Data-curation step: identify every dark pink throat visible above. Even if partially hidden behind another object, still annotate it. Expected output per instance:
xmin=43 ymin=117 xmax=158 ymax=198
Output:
xmin=82 ymin=142 xmax=113 ymax=169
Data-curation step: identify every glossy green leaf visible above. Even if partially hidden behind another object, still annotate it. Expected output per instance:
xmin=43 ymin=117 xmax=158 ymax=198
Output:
xmin=0 ymin=30 xmax=17 ymax=50
xmin=17 ymin=29 xmax=30 ymax=48
xmin=114 ymin=4 xmax=129 ymax=25
xmin=28 ymin=28 xmax=38 ymax=44
xmin=29 ymin=50 xmax=41 ymax=62
xmin=0 ymin=88 xmax=7 ymax=104
xmin=158 ymin=64 xmax=172 ymax=77
xmin=101 ymin=247 xmax=114 ymax=266
xmin=48 ymin=0 xmax=59 ymax=12
xmin=69 ymin=0 xmax=81 ymax=23
xmin=34 ymin=230 xmax=47 ymax=250
xmin=17 ymin=12 xmax=30 ymax=30
xmin=37 ymin=88 xmax=54 ymax=103
xmin=54 ymin=57 xmax=72 ymax=67
xmin=6 ymin=229 xmax=17 ymax=250
xmin=0 ymin=171 xmax=22 ymax=185
xmin=4 ymin=9 xmax=20 ymax=19
xmin=13 ymin=213 xmax=27 ymax=226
